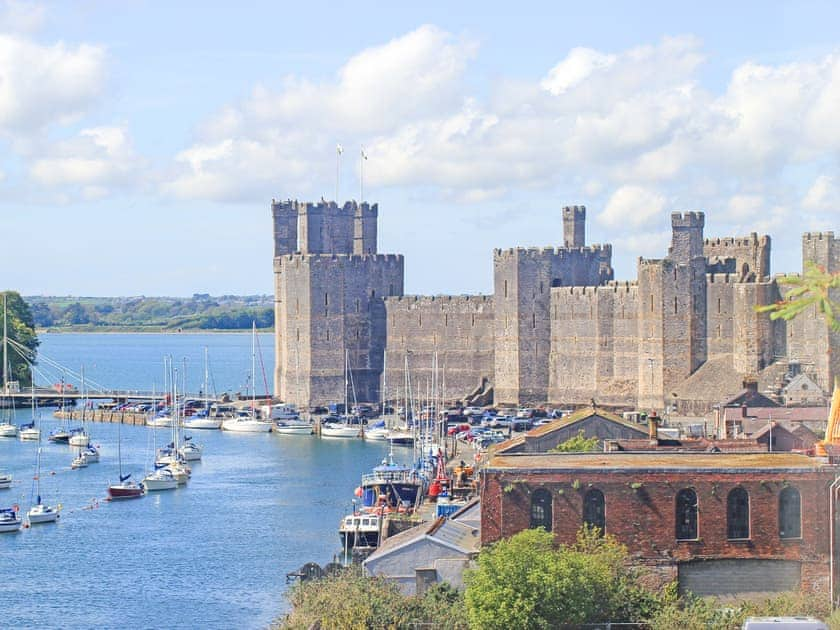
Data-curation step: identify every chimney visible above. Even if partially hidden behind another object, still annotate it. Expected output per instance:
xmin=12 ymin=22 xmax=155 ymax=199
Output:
xmin=742 ymin=378 xmax=758 ymax=393
xmin=648 ymin=412 xmax=659 ymax=441
xmin=741 ymin=403 xmax=748 ymax=418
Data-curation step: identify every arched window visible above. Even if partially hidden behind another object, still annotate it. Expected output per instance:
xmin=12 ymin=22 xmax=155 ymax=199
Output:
xmin=675 ymin=488 xmax=698 ymax=540
xmin=779 ymin=487 xmax=801 ymax=539
xmin=530 ymin=488 xmax=552 ymax=531
xmin=583 ymin=488 xmax=605 ymax=535
xmin=727 ymin=487 xmax=750 ymax=539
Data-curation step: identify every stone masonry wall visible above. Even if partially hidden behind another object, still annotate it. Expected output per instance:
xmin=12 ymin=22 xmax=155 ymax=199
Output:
xmin=788 ymin=232 xmax=840 ymax=392
xmin=548 ymin=282 xmax=640 ymax=406
xmin=274 ymin=253 xmax=404 ymax=408
xmin=383 ymin=295 xmax=495 ymax=405
xmin=704 ymin=234 xmax=772 ymax=279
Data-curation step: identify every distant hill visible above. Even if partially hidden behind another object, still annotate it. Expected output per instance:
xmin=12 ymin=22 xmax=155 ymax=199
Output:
xmin=25 ymin=295 xmax=274 ymax=332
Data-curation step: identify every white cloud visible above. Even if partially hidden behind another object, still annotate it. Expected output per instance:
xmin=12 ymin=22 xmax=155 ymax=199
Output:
xmin=803 ymin=175 xmax=839 ymax=210
xmin=29 ymin=125 xmax=143 ymax=193
xmin=0 ymin=34 xmax=106 ymax=133
xmin=0 ymin=1 xmax=45 ymax=34
xmin=598 ymin=185 xmax=667 ymax=228
xmin=541 ymin=47 xmax=616 ymax=95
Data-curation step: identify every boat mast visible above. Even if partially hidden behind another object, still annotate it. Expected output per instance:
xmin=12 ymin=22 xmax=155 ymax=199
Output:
xmin=2 ymin=294 xmax=7 ymax=396
xmin=251 ymin=321 xmax=256 ymax=418
xmin=203 ymin=346 xmax=210 ymax=414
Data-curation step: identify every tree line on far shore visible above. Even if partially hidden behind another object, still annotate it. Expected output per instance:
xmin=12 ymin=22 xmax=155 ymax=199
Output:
xmin=25 ymin=294 xmax=274 ymax=331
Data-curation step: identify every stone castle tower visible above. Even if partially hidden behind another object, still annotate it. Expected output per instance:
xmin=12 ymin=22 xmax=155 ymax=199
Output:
xmin=272 ymin=199 xmax=404 ymax=408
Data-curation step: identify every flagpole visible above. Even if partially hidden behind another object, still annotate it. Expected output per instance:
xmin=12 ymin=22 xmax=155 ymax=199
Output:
xmin=336 ymin=144 xmax=343 ymax=203
xmin=360 ymin=146 xmax=368 ymax=203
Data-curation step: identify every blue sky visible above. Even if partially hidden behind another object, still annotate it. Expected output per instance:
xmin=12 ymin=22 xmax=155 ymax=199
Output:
xmin=1 ymin=1 xmax=838 ymax=296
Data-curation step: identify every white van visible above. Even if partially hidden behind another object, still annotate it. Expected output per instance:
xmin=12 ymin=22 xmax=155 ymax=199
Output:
xmin=742 ymin=618 xmax=827 ymax=630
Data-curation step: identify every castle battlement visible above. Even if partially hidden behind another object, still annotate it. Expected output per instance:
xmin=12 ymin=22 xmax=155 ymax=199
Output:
xmin=562 ymin=205 xmax=586 ymax=219
xmin=493 ymin=243 xmax=611 ymax=259
xmin=707 ymin=273 xmax=733 ymax=283
xmin=704 ymin=233 xmax=769 ymax=248
xmin=276 ymin=253 xmax=402 ymax=264
xmin=671 ymin=211 xmax=705 ymax=228
xmin=271 ymin=198 xmax=377 ymax=216
xmin=384 ymin=294 xmax=493 ymax=307
xmin=803 ymin=231 xmax=836 ymax=240
xmin=554 ymin=282 xmax=638 ymax=296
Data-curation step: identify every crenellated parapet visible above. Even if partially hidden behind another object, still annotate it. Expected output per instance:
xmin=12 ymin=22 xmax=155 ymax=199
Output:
xmin=703 ymin=232 xmax=771 ymax=279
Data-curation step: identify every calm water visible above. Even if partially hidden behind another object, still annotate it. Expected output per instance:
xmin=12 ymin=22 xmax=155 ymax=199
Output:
xmin=0 ymin=333 xmax=390 ymax=629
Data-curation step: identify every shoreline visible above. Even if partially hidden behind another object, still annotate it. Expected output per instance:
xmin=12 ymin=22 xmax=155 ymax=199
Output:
xmin=37 ymin=328 xmax=275 ymax=335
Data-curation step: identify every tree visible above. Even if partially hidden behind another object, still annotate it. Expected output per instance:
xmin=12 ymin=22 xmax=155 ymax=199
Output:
xmin=1 ymin=291 xmax=39 ymax=387
xmin=464 ymin=526 xmax=668 ymax=629
xmin=756 ymin=261 xmax=840 ymax=332
xmin=552 ymin=429 xmax=600 ymax=453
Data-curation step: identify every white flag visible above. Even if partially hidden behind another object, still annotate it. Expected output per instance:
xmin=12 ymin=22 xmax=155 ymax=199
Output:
xmin=336 ymin=144 xmax=344 ymax=155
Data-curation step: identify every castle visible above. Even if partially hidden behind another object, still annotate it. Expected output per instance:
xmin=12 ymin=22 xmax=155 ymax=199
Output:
xmin=272 ymin=199 xmax=839 ymax=414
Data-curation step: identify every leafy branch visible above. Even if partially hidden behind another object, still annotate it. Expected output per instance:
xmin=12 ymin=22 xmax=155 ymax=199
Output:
xmin=755 ymin=261 xmax=840 ymax=332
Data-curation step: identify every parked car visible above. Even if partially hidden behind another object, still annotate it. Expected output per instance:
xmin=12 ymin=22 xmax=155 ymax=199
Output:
xmin=447 ymin=423 xmax=471 ymax=436
xmin=489 ymin=415 xmax=513 ymax=429
xmin=511 ymin=418 xmax=533 ymax=432
xmin=463 ymin=406 xmax=484 ymax=417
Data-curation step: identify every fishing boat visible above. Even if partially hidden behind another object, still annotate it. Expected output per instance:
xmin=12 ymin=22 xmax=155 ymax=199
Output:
xmin=358 ymin=451 xmax=424 ymax=511
xmin=0 ymin=507 xmax=21 ymax=533
xmin=141 ymin=467 xmax=177 ymax=491
xmin=108 ymin=420 xmax=144 ymax=500
xmin=0 ymin=472 xmax=12 ymax=489
xmin=338 ymin=511 xmax=382 ymax=551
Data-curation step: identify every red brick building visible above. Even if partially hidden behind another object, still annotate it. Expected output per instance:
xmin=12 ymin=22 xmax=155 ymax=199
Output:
xmin=481 ymin=451 xmax=838 ymax=599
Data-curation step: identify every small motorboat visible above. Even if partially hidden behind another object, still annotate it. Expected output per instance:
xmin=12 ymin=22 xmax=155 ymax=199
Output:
xmin=0 ymin=507 xmax=21 ymax=533
xmin=182 ymin=411 xmax=222 ymax=430
xmin=320 ymin=416 xmax=362 ymax=438
xmin=178 ymin=439 xmax=202 ymax=461
xmin=71 ymin=452 xmax=89 ymax=469
xmin=142 ymin=468 xmax=177 ymax=491
xmin=272 ymin=418 xmax=313 ymax=435
xmin=27 ymin=499 xmax=60 ymax=525
xmin=18 ymin=422 xmax=40 ymax=441
xmin=221 ymin=413 xmax=272 ymax=433
xmin=108 ymin=474 xmax=145 ymax=500
xmin=338 ymin=511 xmax=382 ymax=550
xmin=48 ymin=428 xmax=72 ymax=443
xmin=363 ymin=421 xmax=388 ymax=441
xmin=0 ymin=421 xmax=19 ymax=438
xmin=162 ymin=461 xmax=190 ymax=485
xmin=68 ymin=428 xmax=89 ymax=447
xmin=0 ymin=472 xmax=12 ymax=489
xmin=83 ymin=444 xmax=100 ymax=463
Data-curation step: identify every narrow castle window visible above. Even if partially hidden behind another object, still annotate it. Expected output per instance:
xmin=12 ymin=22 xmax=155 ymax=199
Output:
xmin=419 ymin=314 xmax=422 ymax=327
xmin=356 ymin=299 xmax=360 ymax=313
xmin=532 ymin=313 xmax=536 ymax=329
xmin=717 ymin=297 xmax=721 ymax=314
xmin=356 ymin=330 xmax=360 ymax=339
xmin=296 ymin=328 xmax=300 ymax=342
xmin=650 ymin=295 xmax=654 ymax=313
xmin=530 ymin=488 xmax=552 ymax=531
xmin=727 ymin=487 xmax=750 ymax=540
xmin=444 ymin=314 xmax=448 ymax=327
xmin=540 ymin=281 xmax=544 ymax=294
xmin=779 ymin=487 xmax=801 ymax=539
xmin=504 ymin=280 xmax=508 ymax=298
xmin=675 ymin=488 xmax=698 ymax=540
xmin=674 ymin=297 xmax=678 ymax=314
xmin=326 ymin=329 xmax=330 ymax=342
xmin=324 ymin=293 xmax=329 ymax=307
xmin=389 ymin=283 xmax=394 ymax=295
xmin=370 ymin=289 xmax=375 ymax=298
xmin=472 ymin=313 xmax=476 ymax=327
xmin=296 ymin=298 xmax=300 ymax=315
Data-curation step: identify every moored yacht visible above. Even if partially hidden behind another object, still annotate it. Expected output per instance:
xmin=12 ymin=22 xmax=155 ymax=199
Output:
xmin=0 ymin=472 xmax=12 ymax=489
xmin=83 ymin=444 xmax=100 ymax=463
xmin=70 ymin=451 xmax=88 ymax=469
xmin=0 ymin=507 xmax=21 ymax=533
xmin=18 ymin=422 xmax=40 ymax=441
xmin=272 ymin=417 xmax=313 ymax=435
xmin=182 ymin=410 xmax=222 ymax=430
xmin=142 ymin=468 xmax=177 ymax=491
xmin=0 ymin=421 xmax=18 ymax=438
xmin=221 ymin=412 xmax=272 ymax=433
xmin=178 ymin=438 xmax=202 ymax=461
xmin=320 ymin=415 xmax=362 ymax=438
xmin=27 ymin=499 xmax=60 ymax=525
xmin=108 ymin=474 xmax=145 ymax=500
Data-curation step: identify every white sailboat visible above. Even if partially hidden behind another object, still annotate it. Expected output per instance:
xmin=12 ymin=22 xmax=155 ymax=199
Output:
xmin=0 ymin=472 xmax=12 ymax=489
xmin=320 ymin=350 xmax=362 ymax=438
xmin=68 ymin=367 xmax=90 ymax=447
xmin=183 ymin=348 xmax=222 ymax=430
xmin=0 ymin=507 xmax=21 ymax=533
xmin=27 ymin=442 xmax=60 ymax=525
xmin=222 ymin=324 xmax=272 ymax=433
xmin=107 ymin=418 xmax=144 ymax=499
xmin=19 ymin=365 xmax=40 ymax=441
xmin=0 ymin=297 xmax=18 ymax=438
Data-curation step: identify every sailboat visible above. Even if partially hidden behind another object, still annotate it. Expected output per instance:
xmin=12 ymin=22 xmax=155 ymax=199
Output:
xmin=0 ymin=471 xmax=12 ymax=489
xmin=19 ymin=364 xmax=40 ymax=441
xmin=0 ymin=297 xmax=18 ymax=438
xmin=108 ymin=418 xmax=144 ymax=500
xmin=158 ymin=362 xmax=190 ymax=484
xmin=27 ymin=442 xmax=60 ymax=524
xmin=143 ymin=362 xmax=179 ymax=492
xmin=183 ymin=348 xmax=221 ymax=430
xmin=69 ymin=367 xmax=90 ymax=447
xmin=321 ymin=350 xmax=362 ymax=438
xmin=222 ymin=324 xmax=272 ymax=433
xmin=0 ymin=507 xmax=21 ymax=533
